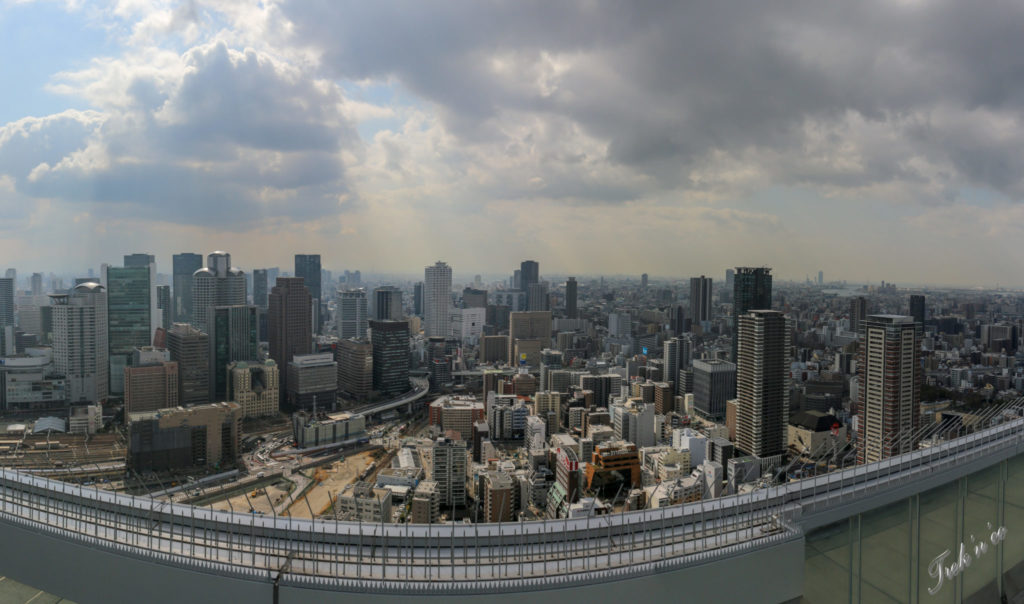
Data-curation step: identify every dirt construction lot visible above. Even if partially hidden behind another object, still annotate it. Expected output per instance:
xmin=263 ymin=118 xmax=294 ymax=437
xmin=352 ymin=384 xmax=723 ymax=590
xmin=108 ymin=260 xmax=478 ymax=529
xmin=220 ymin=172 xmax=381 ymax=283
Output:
xmin=210 ymin=478 xmax=294 ymax=515
xmin=286 ymin=451 xmax=376 ymax=519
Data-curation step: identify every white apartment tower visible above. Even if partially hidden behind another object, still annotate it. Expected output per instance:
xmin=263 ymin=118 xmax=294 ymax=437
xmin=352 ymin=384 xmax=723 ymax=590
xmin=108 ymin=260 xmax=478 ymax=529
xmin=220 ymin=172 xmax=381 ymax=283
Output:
xmin=51 ymin=283 xmax=109 ymax=403
xmin=424 ymin=261 xmax=452 ymax=338
xmin=857 ymin=315 xmax=921 ymax=464
xmin=735 ymin=310 xmax=790 ymax=458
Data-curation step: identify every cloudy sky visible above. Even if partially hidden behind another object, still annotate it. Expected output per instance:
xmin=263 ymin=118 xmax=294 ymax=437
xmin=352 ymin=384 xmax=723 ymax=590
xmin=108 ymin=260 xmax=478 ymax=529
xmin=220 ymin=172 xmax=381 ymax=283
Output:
xmin=2 ymin=0 xmax=1024 ymax=286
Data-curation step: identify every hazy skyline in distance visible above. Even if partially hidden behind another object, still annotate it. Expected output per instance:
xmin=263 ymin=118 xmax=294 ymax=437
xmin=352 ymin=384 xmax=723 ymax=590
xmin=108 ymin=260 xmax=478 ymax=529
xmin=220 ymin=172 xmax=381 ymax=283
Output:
xmin=2 ymin=1 xmax=1024 ymax=287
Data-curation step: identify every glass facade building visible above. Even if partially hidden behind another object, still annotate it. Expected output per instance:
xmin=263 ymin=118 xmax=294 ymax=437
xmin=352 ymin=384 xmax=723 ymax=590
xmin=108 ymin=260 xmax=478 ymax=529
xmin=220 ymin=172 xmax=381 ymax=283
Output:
xmin=105 ymin=265 xmax=152 ymax=396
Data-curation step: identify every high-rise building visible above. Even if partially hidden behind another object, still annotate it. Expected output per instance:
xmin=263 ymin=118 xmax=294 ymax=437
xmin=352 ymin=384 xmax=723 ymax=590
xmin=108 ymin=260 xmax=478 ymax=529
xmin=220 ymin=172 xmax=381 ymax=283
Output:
xmin=124 ymin=348 xmax=178 ymax=413
xmin=565 ymin=277 xmax=578 ymax=319
xmin=373 ymin=286 xmax=403 ymax=321
xmin=30 ymin=273 xmax=43 ymax=296
xmin=252 ymin=269 xmax=269 ymax=309
xmin=909 ymin=295 xmax=925 ymax=327
xmin=207 ymin=305 xmax=258 ymax=401
xmin=370 ymin=320 xmax=409 ymax=397
xmin=689 ymin=276 xmax=713 ymax=329
xmin=508 ymin=311 xmax=552 ymax=366
xmin=520 ymin=260 xmax=539 ymax=291
xmin=850 ymin=297 xmax=868 ymax=334
xmin=692 ymin=359 xmax=736 ymax=421
xmin=295 ymin=254 xmax=323 ymax=334
xmin=0 ymin=278 xmax=13 ymax=327
xmin=268 ymin=278 xmax=312 ymax=408
xmin=172 ymin=253 xmax=203 ymax=324
xmin=51 ymin=283 xmax=108 ymax=404
xmin=192 ymin=251 xmax=246 ymax=332
xmin=166 ymin=323 xmax=210 ymax=406
xmin=431 ymin=437 xmax=467 ymax=510
xmin=817 ymin=270 xmax=824 ymax=285
xmin=482 ymin=471 xmax=514 ymax=523
xmin=286 ymin=353 xmax=337 ymax=411
xmin=227 ymin=360 xmax=279 ymax=418
xmin=337 ymin=289 xmax=368 ymax=339
xmin=156 ymin=285 xmax=171 ymax=330
xmin=527 ymin=282 xmax=549 ymax=311
xmin=424 ymin=262 xmax=452 ymax=337
xmin=732 ymin=267 xmax=772 ymax=362
xmin=105 ymin=264 xmax=155 ymax=396
xmin=736 ymin=310 xmax=790 ymax=458
xmin=413 ymin=282 xmax=424 ymax=317
xmin=462 ymin=287 xmax=487 ymax=309
xmin=857 ymin=315 xmax=921 ymax=464
xmin=336 ymin=338 xmax=372 ymax=401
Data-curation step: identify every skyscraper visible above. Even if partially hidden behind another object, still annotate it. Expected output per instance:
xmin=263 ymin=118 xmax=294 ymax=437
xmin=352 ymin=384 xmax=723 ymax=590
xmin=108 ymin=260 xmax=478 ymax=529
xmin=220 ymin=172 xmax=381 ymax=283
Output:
xmin=461 ymin=287 xmax=487 ymax=309
xmin=252 ymin=269 xmax=268 ymax=309
xmin=268 ymin=277 xmax=312 ymax=407
xmin=124 ymin=253 xmax=155 ymax=268
xmin=207 ymin=305 xmax=259 ymax=401
xmin=732 ymin=267 xmax=772 ymax=362
xmin=527 ymin=282 xmax=549 ymax=311
xmin=172 ymin=252 xmax=203 ymax=324
xmin=105 ymin=265 xmax=154 ymax=396
xmin=850 ymin=296 xmax=867 ymax=334
xmin=858 ymin=315 xmax=921 ymax=464
xmin=424 ymin=261 xmax=452 ymax=338
xmin=520 ymin=260 xmax=539 ymax=307
xmin=51 ymin=283 xmax=108 ymax=403
xmin=736 ymin=310 xmax=790 ymax=458
xmin=373 ymin=286 xmax=404 ymax=321
xmin=909 ymin=295 xmax=925 ymax=326
xmin=337 ymin=289 xmax=368 ymax=339
xmin=565 ymin=277 xmax=578 ymax=319
xmin=30 ymin=273 xmax=43 ymax=296
xmin=0 ymin=277 xmax=13 ymax=327
xmin=192 ymin=251 xmax=246 ymax=332
xmin=370 ymin=319 xmax=409 ymax=396
xmin=431 ymin=437 xmax=467 ymax=510
xmin=336 ymin=338 xmax=372 ymax=401
xmin=692 ymin=359 xmax=736 ymax=421
xmin=413 ymin=282 xmax=424 ymax=317
xmin=689 ymin=276 xmax=713 ymax=329
xmin=166 ymin=323 xmax=210 ymax=406
xmin=508 ymin=311 xmax=552 ymax=366
xmin=156 ymin=285 xmax=171 ymax=330
xmin=295 ymin=254 xmax=323 ymax=334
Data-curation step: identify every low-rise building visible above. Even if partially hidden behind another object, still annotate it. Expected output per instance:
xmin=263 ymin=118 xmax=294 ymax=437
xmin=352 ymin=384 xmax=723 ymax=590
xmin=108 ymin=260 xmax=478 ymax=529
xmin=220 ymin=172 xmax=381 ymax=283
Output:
xmin=127 ymin=402 xmax=242 ymax=472
xmin=336 ymin=481 xmax=392 ymax=523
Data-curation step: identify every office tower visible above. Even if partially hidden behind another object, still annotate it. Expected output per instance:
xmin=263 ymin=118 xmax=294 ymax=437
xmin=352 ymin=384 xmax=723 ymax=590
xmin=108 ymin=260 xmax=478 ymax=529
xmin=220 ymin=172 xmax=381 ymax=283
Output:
xmin=689 ymin=276 xmax=713 ymax=328
xmin=172 ymin=252 xmax=203 ymax=323
xmin=424 ymin=262 xmax=452 ymax=337
xmin=51 ymin=283 xmax=108 ymax=403
xmin=336 ymin=338 xmax=372 ymax=401
xmin=909 ymin=295 xmax=925 ymax=326
xmin=850 ymin=296 xmax=867 ymax=334
xmin=450 ymin=307 xmax=485 ymax=344
xmin=156 ymin=285 xmax=171 ymax=330
xmin=105 ymin=264 xmax=154 ymax=396
xmin=31 ymin=273 xmax=43 ymax=296
xmin=373 ymin=286 xmax=404 ymax=321
xmin=252 ymin=269 xmax=268 ymax=309
xmin=527 ymin=282 xmax=549 ymax=311
xmin=166 ymin=323 xmax=210 ymax=406
xmin=268 ymin=277 xmax=312 ymax=408
xmin=736 ymin=310 xmax=790 ymax=458
xmin=192 ymin=251 xmax=246 ymax=332
xmin=857 ymin=315 xmax=921 ymax=464
xmin=227 ymin=360 xmax=279 ymax=417
xmin=0 ymin=278 xmax=13 ymax=327
xmin=124 ymin=349 xmax=178 ymax=413
xmin=641 ymin=273 xmax=649 ymax=289
xmin=127 ymin=402 xmax=241 ymax=472
xmin=663 ymin=337 xmax=682 ymax=392
xmin=565 ymin=277 xmax=578 ymax=319
xmin=539 ymin=348 xmax=563 ymax=391
xmin=508 ymin=311 xmax=552 ymax=366
xmin=817 ymin=270 xmax=824 ymax=285
xmin=462 ymin=287 xmax=487 ymax=309
xmin=579 ymin=374 xmax=621 ymax=408
xmin=123 ymin=253 xmax=154 ymax=268
xmin=413 ymin=282 xmax=424 ymax=317
xmin=337 ymin=289 xmax=368 ymax=339
xmin=294 ymin=255 xmax=322 ymax=301
xmin=3 ymin=269 xmax=14 ymax=283
xmin=520 ymin=260 xmax=539 ymax=306
xmin=286 ymin=353 xmax=336 ymax=411
xmin=431 ymin=437 xmax=467 ymax=509
xmin=370 ymin=320 xmax=409 ymax=396
xmin=692 ymin=359 xmax=736 ymax=421
xmin=732 ymin=267 xmax=772 ymax=362
xmin=207 ymin=305 xmax=258 ymax=401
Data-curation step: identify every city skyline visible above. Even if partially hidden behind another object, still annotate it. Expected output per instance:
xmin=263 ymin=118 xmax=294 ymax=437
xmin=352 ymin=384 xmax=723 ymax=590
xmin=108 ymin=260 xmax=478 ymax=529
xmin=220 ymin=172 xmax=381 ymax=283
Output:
xmin=3 ymin=3 xmax=1024 ymax=286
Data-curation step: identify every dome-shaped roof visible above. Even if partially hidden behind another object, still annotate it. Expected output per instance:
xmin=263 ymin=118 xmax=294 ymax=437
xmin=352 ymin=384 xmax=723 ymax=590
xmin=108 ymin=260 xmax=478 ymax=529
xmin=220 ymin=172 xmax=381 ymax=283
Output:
xmin=73 ymin=282 xmax=104 ymax=293
xmin=193 ymin=267 xmax=215 ymax=278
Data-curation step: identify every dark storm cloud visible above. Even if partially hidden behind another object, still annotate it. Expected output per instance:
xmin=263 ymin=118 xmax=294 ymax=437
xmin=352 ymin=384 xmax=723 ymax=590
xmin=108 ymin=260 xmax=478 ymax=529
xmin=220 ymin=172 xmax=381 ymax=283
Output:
xmin=282 ymin=0 xmax=1024 ymax=200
